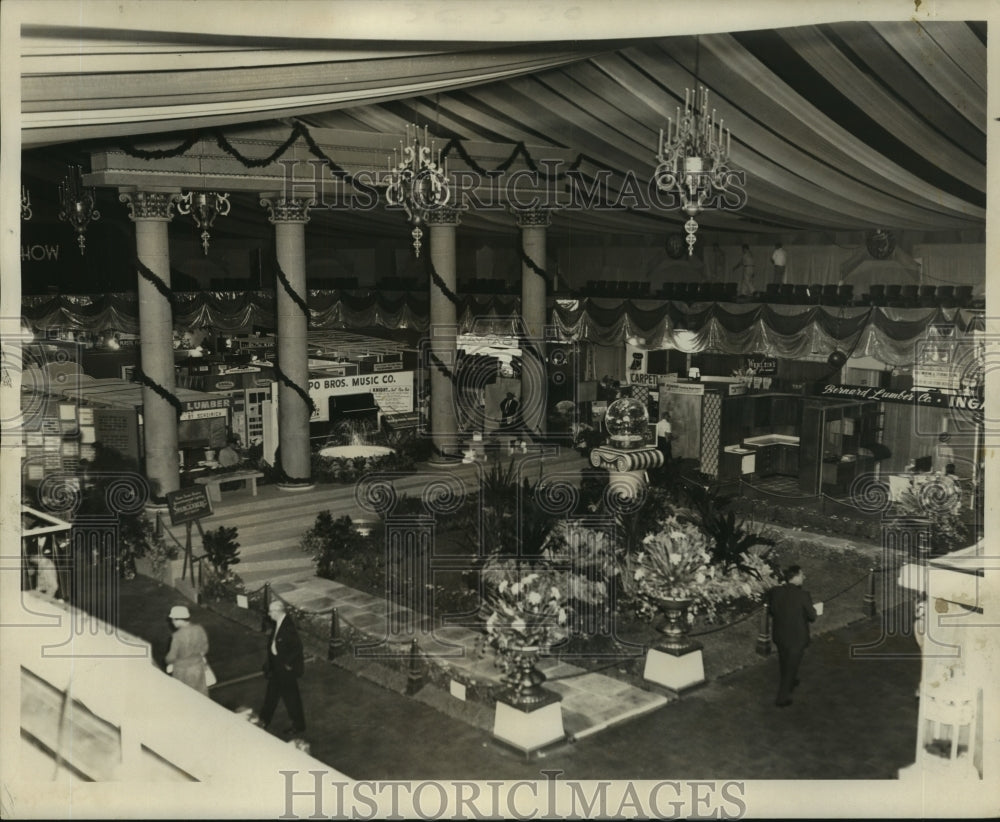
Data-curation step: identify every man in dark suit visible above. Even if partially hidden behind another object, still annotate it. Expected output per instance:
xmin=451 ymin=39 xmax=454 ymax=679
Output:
xmin=259 ymin=598 xmax=306 ymax=735
xmin=767 ymin=565 xmax=818 ymax=707
xmin=499 ymin=392 xmax=520 ymax=430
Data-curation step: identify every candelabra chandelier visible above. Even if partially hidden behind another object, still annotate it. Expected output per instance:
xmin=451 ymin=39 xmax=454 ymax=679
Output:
xmin=385 ymin=124 xmax=450 ymax=257
xmin=58 ymin=165 xmax=101 ymax=255
xmin=21 ymin=185 xmax=32 ymax=221
xmin=654 ymin=85 xmax=735 ymax=256
xmin=178 ymin=191 xmax=231 ymax=254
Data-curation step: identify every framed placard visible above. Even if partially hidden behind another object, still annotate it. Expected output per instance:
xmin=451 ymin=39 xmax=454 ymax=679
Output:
xmin=166 ymin=485 xmax=213 ymax=526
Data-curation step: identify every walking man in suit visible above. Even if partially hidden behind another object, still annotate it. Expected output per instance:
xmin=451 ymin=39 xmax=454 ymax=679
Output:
xmin=259 ymin=598 xmax=306 ymax=735
xmin=768 ymin=565 xmax=818 ymax=707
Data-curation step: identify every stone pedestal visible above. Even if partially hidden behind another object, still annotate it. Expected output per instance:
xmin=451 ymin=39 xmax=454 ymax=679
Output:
xmin=493 ymin=690 xmax=565 ymax=754
xmin=643 ymin=643 xmax=706 ymax=695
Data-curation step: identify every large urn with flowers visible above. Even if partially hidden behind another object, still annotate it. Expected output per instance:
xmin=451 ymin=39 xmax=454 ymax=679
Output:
xmin=484 ymin=565 xmax=568 ymax=753
xmin=633 ymin=518 xmax=709 ymax=694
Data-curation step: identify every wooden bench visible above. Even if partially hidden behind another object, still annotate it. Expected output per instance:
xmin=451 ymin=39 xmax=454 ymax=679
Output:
xmin=194 ymin=470 xmax=265 ymax=502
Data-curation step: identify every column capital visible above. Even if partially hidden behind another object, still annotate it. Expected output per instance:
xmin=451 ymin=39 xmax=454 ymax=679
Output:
xmin=260 ymin=196 xmax=316 ymax=224
xmin=423 ymin=205 xmax=466 ymax=227
xmin=511 ymin=206 xmax=554 ymax=228
xmin=119 ymin=190 xmax=181 ymax=221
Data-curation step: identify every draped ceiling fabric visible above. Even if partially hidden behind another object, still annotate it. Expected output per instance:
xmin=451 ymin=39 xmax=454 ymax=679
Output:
xmin=13 ymin=6 xmax=988 ymax=367
xmin=22 ymin=292 xmax=984 ymax=371
xmin=18 ymin=12 xmax=986 ymax=242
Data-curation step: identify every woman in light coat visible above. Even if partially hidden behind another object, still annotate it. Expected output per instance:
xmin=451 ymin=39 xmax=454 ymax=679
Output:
xmin=165 ymin=605 xmax=210 ymax=695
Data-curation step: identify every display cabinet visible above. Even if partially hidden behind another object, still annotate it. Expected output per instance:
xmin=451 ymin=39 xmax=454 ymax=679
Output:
xmin=798 ymin=398 xmax=881 ymax=495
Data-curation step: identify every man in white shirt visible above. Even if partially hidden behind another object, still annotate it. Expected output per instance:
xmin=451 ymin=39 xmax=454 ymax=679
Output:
xmin=771 ymin=242 xmax=787 ymax=284
xmin=655 ymin=411 xmax=673 ymax=462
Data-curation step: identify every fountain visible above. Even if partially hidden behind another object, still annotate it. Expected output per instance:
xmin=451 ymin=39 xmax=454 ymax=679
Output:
xmin=318 ymin=420 xmax=394 ymax=460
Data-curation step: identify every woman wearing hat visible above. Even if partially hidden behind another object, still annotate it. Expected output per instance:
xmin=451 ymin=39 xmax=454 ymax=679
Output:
xmin=165 ymin=605 xmax=210 ymax=695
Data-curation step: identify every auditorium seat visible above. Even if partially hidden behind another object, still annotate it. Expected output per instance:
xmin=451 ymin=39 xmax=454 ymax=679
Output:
xmin=918 ymin=285 xmax=937 ymax=307
xmin=954 ymin=285 xmax=973 ymax=307
xmin=820 ymin=284 xmax=840 ymax=305
xmin=765 ymin=283 xmax=781 ymax=303
xmin=837 ymin=284 xmax=854 ymax=305
xmin=865 ymin=284 xmax=886 ymax=306
xmin=792 ymin=284 xmax=811 ymax=304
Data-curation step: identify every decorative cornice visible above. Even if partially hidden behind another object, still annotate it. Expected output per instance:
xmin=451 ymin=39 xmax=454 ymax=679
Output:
xmin=260 ymin=196 xmax=315 ymax=224
xmin=511 ymin=207 xmax=554 ymax=228
xmin=119 ymin=190 xmax=180 ymax=221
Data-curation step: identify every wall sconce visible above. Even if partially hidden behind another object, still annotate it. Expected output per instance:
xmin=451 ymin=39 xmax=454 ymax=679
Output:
xmin=178 ymin=191 xmax=231 ymax=254
xmin=58 ymin=165 xmax=101 ymax=255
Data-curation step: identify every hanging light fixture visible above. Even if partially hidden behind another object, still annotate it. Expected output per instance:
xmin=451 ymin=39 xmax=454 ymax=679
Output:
xmin=654 ymin=38 xmax=738 ymax=256
xmin=58 ymin=165 xmax=100 ymax=255
xmin=21 ymin=185 xmax=32 ymax=221
xmin=384 ymin=123 xmax=450 ymax=257
xmin=177 ymin=191 xmax=231 ymax=254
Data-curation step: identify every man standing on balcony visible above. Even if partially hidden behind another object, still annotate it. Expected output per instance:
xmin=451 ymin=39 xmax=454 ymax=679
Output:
xmin=768 ymin=565 xmax=818 ymax=707
xmin=735 ymin=244 xmax=756 ymax=298
xmin=771 ymin=242 xmax=787 ymax=284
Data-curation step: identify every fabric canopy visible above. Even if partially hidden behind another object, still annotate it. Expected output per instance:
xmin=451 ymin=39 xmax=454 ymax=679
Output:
xmin=16 ymin=7 xmax=987 ymax=240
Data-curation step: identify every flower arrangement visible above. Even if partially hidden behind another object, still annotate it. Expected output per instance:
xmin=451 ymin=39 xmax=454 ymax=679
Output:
xmin=633 ymin=516 xmax=779 ymax=622
xmin=633 ymin=516 xmax=715 ymax=604
xmin=481 ymin=561 xmax=570 ymax=655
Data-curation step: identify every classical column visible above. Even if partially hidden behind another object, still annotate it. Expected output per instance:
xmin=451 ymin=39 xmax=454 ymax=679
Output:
xmin=425 ymin=206 xmax=463 ymax=461
xmin=119 ymin=190 xmax=181 ymax=501
xmin=515 ymin=207 xmax=552 ymax=437
xmin=261 ymin=196 xmax=315 ymax=488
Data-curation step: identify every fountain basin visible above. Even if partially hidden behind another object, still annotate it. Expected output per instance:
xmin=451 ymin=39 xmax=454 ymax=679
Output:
xmin=318 ymin=445 xmax=395 ymax=460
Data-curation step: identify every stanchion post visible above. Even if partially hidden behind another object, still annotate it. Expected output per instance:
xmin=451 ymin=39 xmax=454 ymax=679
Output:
xmin=405 ymin=638 xmax=425 ymax=695
xmin=755 ymin=606 xmax=772 ymax=656
xmin=328 ymin=607 xmax=346 ymax=659
xmin=863 ymin=567 xmax=877 ymax=619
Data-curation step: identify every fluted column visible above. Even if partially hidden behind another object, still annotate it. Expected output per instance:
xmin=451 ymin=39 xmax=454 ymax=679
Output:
xmin=261 ymin=195 xmax=315 ymax=487
xmin=515 ymin=207 xmax=551 ymax=437
xmin=120 ymin=190 xmax=182 ymax=501
xmin=425 ymin=206 xmax=463 ymax=461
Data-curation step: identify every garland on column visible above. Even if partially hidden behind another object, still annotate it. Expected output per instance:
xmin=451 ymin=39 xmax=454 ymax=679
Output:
xmin=134 ymin=257 xmax=177 ymax=307
xmin=133 ymin=367 xmax=184 ymax=419
xmin=427 ymin=351 xmax=454 ymax=383
xmin=272 ymin=362 xmax=317 ymax=416
xmin=516 ymin=238 xmax=553 ymax=291
xmin=275 ymin=259 xmax=311 ymax=319
xmin=427 ymin=255 xmax=460 ymax=307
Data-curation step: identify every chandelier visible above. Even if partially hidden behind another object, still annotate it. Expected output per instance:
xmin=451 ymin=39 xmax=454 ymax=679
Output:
xmin=385 ymin=124 xmax=450 ymax=257
xmin=58 ymin=165 xmax=101 ymax=255
xmin=178 ymin=191 xmax=231 ymax=254
xmin=654 ymin=85 xmax=735 ymax=256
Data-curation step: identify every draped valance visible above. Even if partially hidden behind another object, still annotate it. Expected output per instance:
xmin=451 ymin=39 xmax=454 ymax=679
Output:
xmin=22 ymin=292 xmax=982 ymax=369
